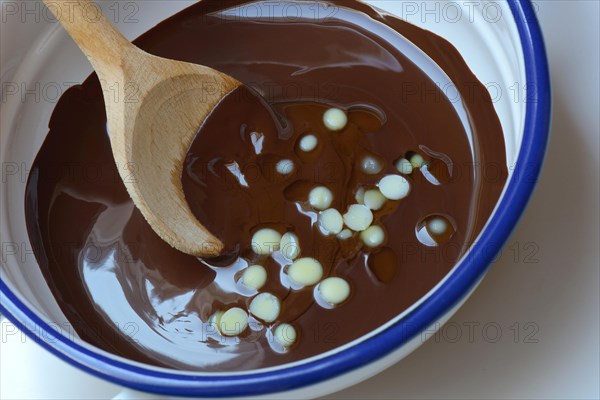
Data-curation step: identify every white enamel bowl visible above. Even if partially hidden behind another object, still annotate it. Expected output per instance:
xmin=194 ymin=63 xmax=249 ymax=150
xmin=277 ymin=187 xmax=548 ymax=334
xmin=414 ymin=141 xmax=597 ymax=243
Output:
xmin=0 ymin=1 xmax=550 ymax=398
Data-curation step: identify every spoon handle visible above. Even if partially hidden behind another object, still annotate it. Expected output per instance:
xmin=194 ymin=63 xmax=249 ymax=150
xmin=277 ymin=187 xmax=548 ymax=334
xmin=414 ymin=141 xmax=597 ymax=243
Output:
xmin=43 ymin=0 xmax=133 ymax=77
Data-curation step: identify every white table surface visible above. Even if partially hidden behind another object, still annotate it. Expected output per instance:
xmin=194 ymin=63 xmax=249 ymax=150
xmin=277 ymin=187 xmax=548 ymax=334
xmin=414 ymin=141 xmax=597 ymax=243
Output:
xmin=1 ymin=1 xmax=599 ymax=399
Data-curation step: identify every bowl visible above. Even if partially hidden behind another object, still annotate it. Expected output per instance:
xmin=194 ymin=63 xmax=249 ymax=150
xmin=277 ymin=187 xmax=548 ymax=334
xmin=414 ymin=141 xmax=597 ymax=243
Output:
xmin=0 ymin=0 xmax=550 ymax=398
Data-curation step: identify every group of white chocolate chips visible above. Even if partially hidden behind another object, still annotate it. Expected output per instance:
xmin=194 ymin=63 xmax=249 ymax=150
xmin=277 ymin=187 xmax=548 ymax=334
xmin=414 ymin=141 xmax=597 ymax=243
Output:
xmin=209 ymin=108 xmax=448 ymax=350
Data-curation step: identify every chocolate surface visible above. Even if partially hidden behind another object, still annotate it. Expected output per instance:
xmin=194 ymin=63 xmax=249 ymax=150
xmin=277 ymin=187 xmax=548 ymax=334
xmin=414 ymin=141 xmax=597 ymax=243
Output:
xmin=25 ymin=0 xmax=507 ymax=371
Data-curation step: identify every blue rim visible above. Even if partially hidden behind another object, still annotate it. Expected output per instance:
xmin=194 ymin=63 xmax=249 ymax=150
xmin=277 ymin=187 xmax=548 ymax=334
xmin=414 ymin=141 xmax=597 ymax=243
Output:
xmin=0 ymin=0 xmax=551 ymax=397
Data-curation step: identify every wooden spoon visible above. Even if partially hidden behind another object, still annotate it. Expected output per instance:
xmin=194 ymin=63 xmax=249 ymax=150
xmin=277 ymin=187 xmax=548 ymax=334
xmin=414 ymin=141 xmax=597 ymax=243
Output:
xmin=43 ymin=0 xmax=240 ymax=257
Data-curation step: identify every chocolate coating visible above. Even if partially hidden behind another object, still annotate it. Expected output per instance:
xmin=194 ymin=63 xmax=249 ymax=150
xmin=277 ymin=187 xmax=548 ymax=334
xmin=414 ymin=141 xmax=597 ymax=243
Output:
xmin=25 ymin=0 xmax=507 ymax=371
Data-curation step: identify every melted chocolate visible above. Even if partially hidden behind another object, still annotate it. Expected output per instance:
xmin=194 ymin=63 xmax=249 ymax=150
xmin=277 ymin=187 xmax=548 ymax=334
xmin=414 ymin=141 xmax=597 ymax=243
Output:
xmin=25 ymin=0 xmax=507 ymax=371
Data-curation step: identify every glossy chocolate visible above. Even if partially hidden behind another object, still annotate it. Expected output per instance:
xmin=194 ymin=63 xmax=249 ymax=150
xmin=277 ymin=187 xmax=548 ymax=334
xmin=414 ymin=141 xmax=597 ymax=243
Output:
xmin=25 ymin=0 xmax=507 ymax=371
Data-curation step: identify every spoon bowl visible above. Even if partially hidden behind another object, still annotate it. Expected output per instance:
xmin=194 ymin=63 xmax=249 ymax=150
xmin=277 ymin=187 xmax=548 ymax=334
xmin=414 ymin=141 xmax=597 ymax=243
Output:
xmin=44 ymin=0 xmax=241 ymax=256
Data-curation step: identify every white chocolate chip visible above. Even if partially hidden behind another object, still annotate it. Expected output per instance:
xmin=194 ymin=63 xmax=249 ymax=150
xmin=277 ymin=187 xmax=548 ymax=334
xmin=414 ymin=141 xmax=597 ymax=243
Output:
xmin=343 ymin=204 xmax=373 ymax=232
xmin=363 ymin=189 xmax=387 ymax=211
xmin=287 ymin=257 xmax=323 ymax=287
xmin=280 ymin=232 xmax=301 ymax=260
xmin=355 ymin=187 xmax=366 ymax=204
xmin=274 ymin=323 xmax=297 ymax=348
xmin=428 ymin=217 xmax=448 ymax=235
xmin=337 ymin=229 xmax=353 ymax=240
xmin=360 ymin=225 xmax=386 ymax=247
xmin=309 ymin=186 xmax=333 ymax=210
xmin=410 ymin=154 xmax=427 ymax=169
xmin=317 ymin=277 xmax=351 ymax=305
xmin=299 ymin=134 xmax=318 ymax=152
xmin=395 ymin=158 xmax=413 ymax=175
xmin=323 ymin=108 xmax=348 ymax=131
xmin=249 ymin=293 xmax=281 ymax=323
xmin=252 ymin=228 xmax=282 ymax=255
xmin=378 ymin=175 xmax=411 ymax=200
xmin=360 ymin=156 xmax=383 ymax=175
xmin=276 ymin=159 xmax=295 ymax=175
xmin=318 ymin=209 xmax=344 ymax=235
xmin=241 ymin=265 xmax=267 ymax=290
xmin=218 ymin=307 xmax=248 ymax=336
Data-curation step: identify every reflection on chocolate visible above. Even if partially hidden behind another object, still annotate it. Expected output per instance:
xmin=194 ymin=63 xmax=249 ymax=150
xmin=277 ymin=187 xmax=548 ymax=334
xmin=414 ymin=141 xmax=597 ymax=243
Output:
xmin=25 ymin=0 xmax=507 ymax=371
xmin=368 ymin=248 xmax=397 ymax=284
